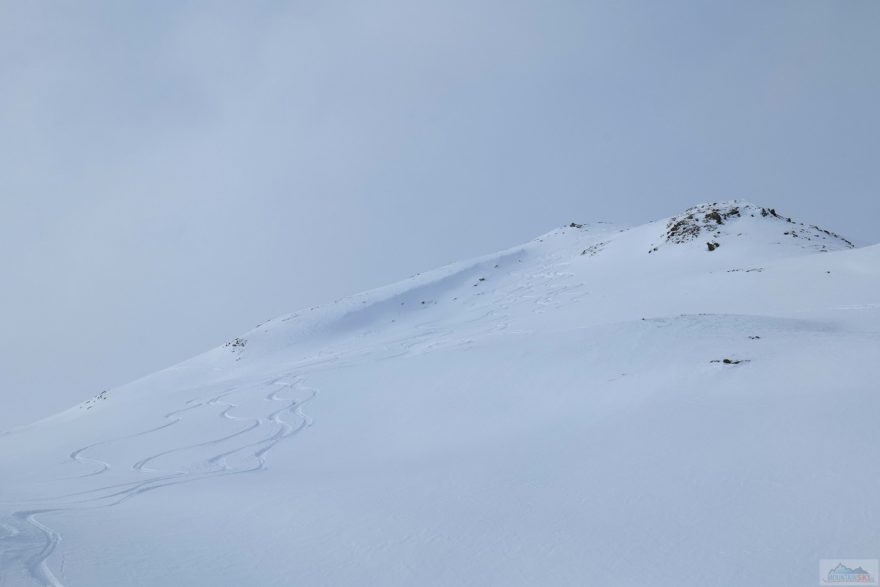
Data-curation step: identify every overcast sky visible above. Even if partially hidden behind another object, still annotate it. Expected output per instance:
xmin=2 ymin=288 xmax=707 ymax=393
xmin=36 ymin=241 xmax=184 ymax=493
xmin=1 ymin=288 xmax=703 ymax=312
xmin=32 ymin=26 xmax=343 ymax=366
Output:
xmin=1 ymin=0 xmax=878 ymax=430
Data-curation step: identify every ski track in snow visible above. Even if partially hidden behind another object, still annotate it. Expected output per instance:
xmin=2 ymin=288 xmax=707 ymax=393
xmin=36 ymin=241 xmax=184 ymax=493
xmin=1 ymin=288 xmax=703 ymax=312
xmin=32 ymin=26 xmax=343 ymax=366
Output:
xmin=0 ymin=378 xmax=317 ymax=587
xmin=1 ymin=306 xmax=508 ymax=587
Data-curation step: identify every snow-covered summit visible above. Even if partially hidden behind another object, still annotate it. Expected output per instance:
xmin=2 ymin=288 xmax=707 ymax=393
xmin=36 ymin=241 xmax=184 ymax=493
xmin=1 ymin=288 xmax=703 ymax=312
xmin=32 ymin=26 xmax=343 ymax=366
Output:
xmin=650 ymin=200 xmax=854 ymax=254
xmin=1 ymin=203 xmax=878 ymax=587
xmin=177 ymin=200 xmax=855 ymax=368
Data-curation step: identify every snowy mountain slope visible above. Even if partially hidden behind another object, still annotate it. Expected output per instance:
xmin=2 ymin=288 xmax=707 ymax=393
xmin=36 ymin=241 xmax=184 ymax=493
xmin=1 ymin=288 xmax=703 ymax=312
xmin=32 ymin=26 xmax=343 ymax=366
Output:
xmin=1 ymin=201 xmax=878 ymax=586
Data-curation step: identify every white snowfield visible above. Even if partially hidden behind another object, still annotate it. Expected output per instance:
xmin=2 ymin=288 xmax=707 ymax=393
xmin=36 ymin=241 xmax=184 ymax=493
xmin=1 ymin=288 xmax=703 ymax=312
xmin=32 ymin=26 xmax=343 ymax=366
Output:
xmin=1 ymin=201 xmax=878 ymax=586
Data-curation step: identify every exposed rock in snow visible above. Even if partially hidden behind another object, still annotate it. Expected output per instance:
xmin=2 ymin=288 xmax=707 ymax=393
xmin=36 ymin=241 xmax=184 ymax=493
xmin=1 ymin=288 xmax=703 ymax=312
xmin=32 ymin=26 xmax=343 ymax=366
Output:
xmin=652 ymin=200 xmax=854 ymax=254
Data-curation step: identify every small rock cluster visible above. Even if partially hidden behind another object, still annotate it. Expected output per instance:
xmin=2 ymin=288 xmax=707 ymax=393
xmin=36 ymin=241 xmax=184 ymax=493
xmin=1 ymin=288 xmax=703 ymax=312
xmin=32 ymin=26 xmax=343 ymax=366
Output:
xmin=710 ymin=358 xmax=750 ymax=365
xmin=225 ymin=337 xmax=247 ymax=350
xmin=581 ymin=241 xmax=608 ymax=257
xmin=81 ymin=389 xmax=111 ymax=410
xmin=665 ymin=203 xmax=743 ymax=245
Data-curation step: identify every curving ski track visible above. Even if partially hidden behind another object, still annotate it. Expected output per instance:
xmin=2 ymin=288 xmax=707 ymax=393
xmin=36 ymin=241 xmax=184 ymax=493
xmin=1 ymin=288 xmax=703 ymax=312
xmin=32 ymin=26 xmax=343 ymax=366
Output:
xmin=0 ymin=377 xmax=317 ymax=587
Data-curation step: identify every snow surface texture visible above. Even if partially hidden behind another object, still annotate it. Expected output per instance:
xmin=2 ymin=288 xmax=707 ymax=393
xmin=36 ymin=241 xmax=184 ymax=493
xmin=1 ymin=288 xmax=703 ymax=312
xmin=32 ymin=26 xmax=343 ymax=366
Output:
xmin=1 ymin=200 xmax=878 ymax=586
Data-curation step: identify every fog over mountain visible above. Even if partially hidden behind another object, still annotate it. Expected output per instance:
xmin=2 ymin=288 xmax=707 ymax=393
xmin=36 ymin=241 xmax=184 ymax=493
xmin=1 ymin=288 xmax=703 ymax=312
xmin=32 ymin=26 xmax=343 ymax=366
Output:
xmin=2 ymin=1 xmax=879 ymax=431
